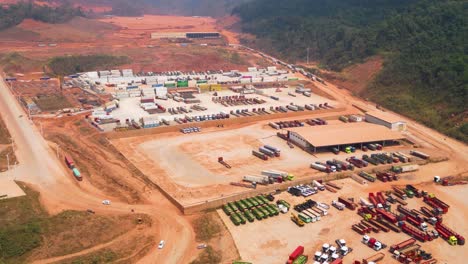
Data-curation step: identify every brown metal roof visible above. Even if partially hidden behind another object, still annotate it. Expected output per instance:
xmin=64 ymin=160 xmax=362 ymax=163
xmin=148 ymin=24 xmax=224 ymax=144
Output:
xmin=365 ymin=110 xmax=405 ymax=124
xmin=288 ymin=122 xmax=404 ymax=147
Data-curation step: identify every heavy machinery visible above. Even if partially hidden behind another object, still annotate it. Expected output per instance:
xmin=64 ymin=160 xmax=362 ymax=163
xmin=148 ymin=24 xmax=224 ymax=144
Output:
xmin=218 ymin=157 xmax=232 ymax=169
xmin=291 ymin=213 xmax=305 ymax=227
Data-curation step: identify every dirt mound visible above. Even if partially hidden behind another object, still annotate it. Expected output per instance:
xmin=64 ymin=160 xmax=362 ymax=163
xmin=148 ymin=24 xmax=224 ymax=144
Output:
xmin=325 ymin=56 xmax=383 ymax=94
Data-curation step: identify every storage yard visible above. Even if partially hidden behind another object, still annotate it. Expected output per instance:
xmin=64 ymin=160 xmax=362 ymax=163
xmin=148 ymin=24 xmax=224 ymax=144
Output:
xmin=1 ymin=13 xmax=467 ymax=264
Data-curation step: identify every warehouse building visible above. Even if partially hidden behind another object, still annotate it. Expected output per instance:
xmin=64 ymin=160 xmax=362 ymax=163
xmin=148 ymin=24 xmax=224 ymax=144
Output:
xmin=287 ymin=123 xmax=404 ymax=153
xmin=365 ymin=111 xmax=407 ymax=131
xmin=150 ymin=32 xmax=220 ymax=39
xmin=185 ymin=32 xmax=220 ymax=39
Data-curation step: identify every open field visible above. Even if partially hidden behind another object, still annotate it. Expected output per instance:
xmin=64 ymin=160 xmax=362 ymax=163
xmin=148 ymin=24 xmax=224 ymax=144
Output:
xmin=0 ymin=182 xmax=153 ymax=264
xmin=0 ymin=15 xmax=247 ymax=74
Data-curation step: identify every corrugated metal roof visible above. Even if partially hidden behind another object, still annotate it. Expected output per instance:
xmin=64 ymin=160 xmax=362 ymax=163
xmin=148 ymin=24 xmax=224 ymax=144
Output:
xmin=288 ymin=123 xmax=404 ymax=147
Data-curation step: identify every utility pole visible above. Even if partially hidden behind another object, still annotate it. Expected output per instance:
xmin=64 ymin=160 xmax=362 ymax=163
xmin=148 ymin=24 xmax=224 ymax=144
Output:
xmin=307 ymin=47 xmax=310 ymax=65
xmin=6 ymin=153 xmax=9 ymax=172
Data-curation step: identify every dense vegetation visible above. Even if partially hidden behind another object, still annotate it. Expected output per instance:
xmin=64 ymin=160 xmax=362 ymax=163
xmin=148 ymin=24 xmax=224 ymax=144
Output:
xmin=47 ymin=55 xmax=130 ymax=76
xmin=0 ymin=2 xmax=85 ymax=30
xmin=235 ymin=0 xmax=467 ymax=142
xmin=146 ymin=0 xmax=250 ymax=17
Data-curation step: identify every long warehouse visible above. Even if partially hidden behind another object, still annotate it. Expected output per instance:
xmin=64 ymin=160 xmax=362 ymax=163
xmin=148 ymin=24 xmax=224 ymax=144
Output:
xmin=287 ymin=122 xmax=405 ymax=153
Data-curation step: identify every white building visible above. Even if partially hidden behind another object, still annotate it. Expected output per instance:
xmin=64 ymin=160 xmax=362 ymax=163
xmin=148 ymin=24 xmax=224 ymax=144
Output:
xmin=365 ymin=111 xmax=407 ymax=131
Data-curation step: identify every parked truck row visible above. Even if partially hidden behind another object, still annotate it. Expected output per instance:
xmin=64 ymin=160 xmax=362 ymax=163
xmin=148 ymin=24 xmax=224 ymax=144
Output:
xmin=222 ymin=195 xmax=280 ymax=225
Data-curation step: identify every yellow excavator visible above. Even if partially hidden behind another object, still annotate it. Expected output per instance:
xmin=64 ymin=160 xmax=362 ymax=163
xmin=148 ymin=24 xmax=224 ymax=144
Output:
xmin=291 ymin=213 xmax=305 ymax=227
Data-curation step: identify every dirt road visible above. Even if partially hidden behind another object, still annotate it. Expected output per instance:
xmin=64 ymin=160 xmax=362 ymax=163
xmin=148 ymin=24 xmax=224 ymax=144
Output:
xmin=0 ymin=75 xmax=196 ymax=263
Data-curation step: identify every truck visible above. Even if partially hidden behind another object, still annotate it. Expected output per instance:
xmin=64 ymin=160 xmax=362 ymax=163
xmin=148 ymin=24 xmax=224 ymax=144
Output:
xmin=292 ymin=255 xmax=308 ymax=264
xmin=400 ymin=223 xmax=432 ymax=242
xmin=243 ymin=175 xmax=269 ymax=185
xmin=392 ymin=164 xmax=419 ymax=173
xmin=362 ymin=235 xmax=386 ymax=251
xmin=313 ymin=180 xmax=325 ymax=191
xmin=332 ymin=200 xmax=345 ymax=210
xmin=72 ymin=168 xmax=82 ymax=181
xmin=65 ymin=155 xmax=75 ymax=168
xmin=360 ymin=197 xmax=374 ymax=209
xmin=389 ymin=238 xmax=416 ymax=253
xmin=410 ymin=150 xmax=430 ymax=160
xmin=358 ymin=171 xmax=376 ymax=182
xmin=259 ymin=146 xmax=276 ymax=157
xmin=289 ymin=246 xmax=305 ymax=262
xmin=338 ymin=197 xmax=357 ymax=210
xmin=261 ymin=170 xmax=294 ymax=180
xmin=291 ymin=214 xmax=305 ymax=227
xmin=310 ymin=163 xmax=331 ymax=173
xmin=362 ymin=253 xmax=385 ymax=264
xmin=264 ymin=145 xmax=280 ymax=155
xmin=252 ymin=150 xmax=268 ymax=160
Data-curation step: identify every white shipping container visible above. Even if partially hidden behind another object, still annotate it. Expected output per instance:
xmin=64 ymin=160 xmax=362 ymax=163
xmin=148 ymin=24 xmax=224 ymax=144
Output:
xmin=248 ymin=67 xmax=258 ymax=72
xmin=240 ymin=78 xmax=251 ymax=84
xmin=267 ymin=66 xmax=277 ymax=72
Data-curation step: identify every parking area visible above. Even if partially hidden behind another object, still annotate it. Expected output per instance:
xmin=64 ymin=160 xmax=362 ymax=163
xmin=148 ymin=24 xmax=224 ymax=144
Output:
xmin=218 ymin=177 xmax=468 ymax=263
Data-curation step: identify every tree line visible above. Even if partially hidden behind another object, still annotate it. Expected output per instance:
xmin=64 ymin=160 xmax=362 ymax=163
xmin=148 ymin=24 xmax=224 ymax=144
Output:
xmin=0 ymin=2 xmax=85 ymax=30
xmin=234 ymin=0 xmax=467 ymax=142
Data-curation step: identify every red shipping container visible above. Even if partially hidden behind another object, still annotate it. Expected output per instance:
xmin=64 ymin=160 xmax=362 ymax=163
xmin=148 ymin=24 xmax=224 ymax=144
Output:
xmin=289 ymin=246 xmax=304 ymax=261
xmin=331 ymin=259 xmax=343 ymax=264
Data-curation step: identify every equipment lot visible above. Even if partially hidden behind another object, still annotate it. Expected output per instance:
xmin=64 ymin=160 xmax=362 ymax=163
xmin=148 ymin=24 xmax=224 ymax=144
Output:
xmin=111 ymin=112 xmax=429 ymax=206
xmin=218 ymin=177 xmax=468 ymax=264
xmin=104 ymin=86 xmax=335 ymax=130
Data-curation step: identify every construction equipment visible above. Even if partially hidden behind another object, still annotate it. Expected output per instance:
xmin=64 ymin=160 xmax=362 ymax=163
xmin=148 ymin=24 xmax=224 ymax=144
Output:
xmin=218 ymin=157 xmax=232 ymax=169
xmin=291 ymin=213 xmax=305 ymax=227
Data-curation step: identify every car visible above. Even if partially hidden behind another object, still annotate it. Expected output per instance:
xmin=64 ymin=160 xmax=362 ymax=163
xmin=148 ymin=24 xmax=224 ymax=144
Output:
xmin=197 ymin=243 xmax=207 ymax=249
xmin=102 ymin=200 xmax=111 ymax=205
xmin=158 ymin=240 xmax=165 ymax=249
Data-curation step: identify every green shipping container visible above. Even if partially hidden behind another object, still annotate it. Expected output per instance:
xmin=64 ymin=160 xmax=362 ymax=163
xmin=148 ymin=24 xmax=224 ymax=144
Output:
xmin=288 ymin=78 xmax=299 ymax=81
xmin=197 ymin=80 xmax=208 ymax=84
xmin=177 ymin=80 xmax=189 ymax=87
xmin=292 ymin=255 xmax=308 ymax=264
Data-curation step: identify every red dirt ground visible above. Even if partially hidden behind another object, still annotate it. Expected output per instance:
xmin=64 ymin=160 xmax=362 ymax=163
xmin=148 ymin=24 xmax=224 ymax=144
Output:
xmin=325 ymin=56 xmax=384 ymax=94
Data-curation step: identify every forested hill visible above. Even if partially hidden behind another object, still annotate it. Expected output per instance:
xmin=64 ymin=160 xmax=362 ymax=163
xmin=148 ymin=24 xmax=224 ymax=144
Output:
xmin=234 ymin=0 xmax=468 ymax=142
xmin=0 ymin=2 xmax=85 ymax=30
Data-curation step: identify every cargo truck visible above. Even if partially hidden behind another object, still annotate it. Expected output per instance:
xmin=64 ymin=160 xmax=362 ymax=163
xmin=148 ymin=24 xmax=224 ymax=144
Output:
xmin=392 ymin=164 xmax=419 ymax=173
xmin=243 ymin=175 xmax=269 ymax=185
xmin=65 ymin=155 xmax=75 ymax=168
xmin=72 ymin=168 xmax=82 ymax=181
xmin=252 ymin=150 xmax=268 ymax=160
xmin=313 ymin=180 xmax=325 ymax=191
xmin=410 ymin=150 xmax=430 ymax=160
xmin=310 ymin=163 xmax=331 ymax=173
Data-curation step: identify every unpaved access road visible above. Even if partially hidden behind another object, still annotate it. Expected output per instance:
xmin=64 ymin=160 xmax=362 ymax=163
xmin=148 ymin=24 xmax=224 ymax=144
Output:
xmin=0 ymin=75 xmax=197 ymax=264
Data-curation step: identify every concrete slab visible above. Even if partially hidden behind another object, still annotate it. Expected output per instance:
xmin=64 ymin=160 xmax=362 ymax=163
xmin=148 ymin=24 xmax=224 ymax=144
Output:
xmin=0 ymin=178 xmax=26 ymax=199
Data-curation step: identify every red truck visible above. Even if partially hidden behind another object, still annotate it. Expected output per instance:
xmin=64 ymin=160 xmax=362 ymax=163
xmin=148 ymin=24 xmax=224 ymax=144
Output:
xmin=64 ymin=155 xmax=75 ymax=168
xmin=288 ymin=246 xmax=304 ymax=262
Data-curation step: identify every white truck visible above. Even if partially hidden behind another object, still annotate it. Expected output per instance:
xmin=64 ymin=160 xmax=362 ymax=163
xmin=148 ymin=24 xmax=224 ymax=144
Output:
xmin=332 ymin=200 xmax=345 ymax=210
xmin=360 ymin=197 xmax=374 ymax=209
xmin=243 ymin=175 xmax=269 ymax=185
xmin=313 ymin=180 xmax=325 ymax=191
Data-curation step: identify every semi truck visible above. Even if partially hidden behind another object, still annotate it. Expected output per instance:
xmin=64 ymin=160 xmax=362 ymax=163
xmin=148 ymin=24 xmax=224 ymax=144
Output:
xmin=392 ymin=164 xmax=419 ymax=173
xmin=243 ymin=175 xmax=269 ymax=185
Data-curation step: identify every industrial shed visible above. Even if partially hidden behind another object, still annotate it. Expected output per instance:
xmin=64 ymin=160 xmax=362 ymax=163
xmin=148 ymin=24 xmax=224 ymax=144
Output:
xmin=186 ymin=32 xmax=220 ymax=39
xmin=365 ymin=111 xmax=407 ymax=131
xmin=287 ymin=123 xmax=405 ymax=153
